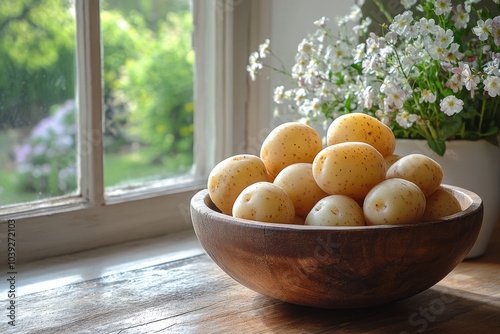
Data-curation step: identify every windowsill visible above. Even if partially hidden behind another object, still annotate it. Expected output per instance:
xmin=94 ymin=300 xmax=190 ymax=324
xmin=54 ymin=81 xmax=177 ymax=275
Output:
xmin=1 ymin=229 xmax=204 ymax=297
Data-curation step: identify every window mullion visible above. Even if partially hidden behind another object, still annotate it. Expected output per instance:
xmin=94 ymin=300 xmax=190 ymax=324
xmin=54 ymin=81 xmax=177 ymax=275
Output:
xmin=76 ymin=0 xmax=104 ymax=206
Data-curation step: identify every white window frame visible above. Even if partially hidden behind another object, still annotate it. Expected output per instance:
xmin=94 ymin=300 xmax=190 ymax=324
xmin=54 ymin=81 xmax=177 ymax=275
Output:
xmin=0 ymin=0 xmax=271 ymax=264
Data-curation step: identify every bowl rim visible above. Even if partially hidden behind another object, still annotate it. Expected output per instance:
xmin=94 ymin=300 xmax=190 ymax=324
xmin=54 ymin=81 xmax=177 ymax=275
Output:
xmin=191 ymin=184 xmax=483 ymax=231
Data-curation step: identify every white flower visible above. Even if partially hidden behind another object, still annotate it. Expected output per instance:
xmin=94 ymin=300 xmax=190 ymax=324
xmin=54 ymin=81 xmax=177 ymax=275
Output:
xmin=353 ymin=17 xmax=372 ymax=37
xmin=273 ymin=86 xmax=286 ymax=104
xmin=353 ymin=43 xmax=365 ymax=63
xmin=336 ymin=15 xmax=349 ymax=27
xmin=473 ymin=19 xmax=492 ymax=41
xmin=452 ymin=4 xmax=469 ymax=29
xmin=294 ymin=88 xmax=307 ymax=106
xmin=396 ymin=110 xmax=418 ymax=128
xmin=434 ymin=29 xmax=454 ymax=48
xmin=291 ymin=63 xmax=306 ymax=80
xmin=318 ymin=81 xmax=335 ymax=102
xmin=434 ymin=0 xmax=452 ymax=16
xmin=297 ymin=39 xmax=314 ymax=56
xmin=313 ymin=17 xmax=329 ymax=28
xmin=443 ymin=43 xmax=462 ymax=63
xmin=492 ymin=16 xmax=500 ymax=46
xmin=427 ymin=43 xmax=447 ymax=61
xmin=446 ymin=73 xmax=464 ymax=93
xmin=401 ymin=0 xmax=417 ymax=10
xmin=484 ymin=76 xmax=500 ymax=97
xmin=464 ymin=0 xmax=479 ymax=13
xmin=484 ymin=58 xmax=500 ymax=76
xmin=304 ymin=64 xmax=319 ymax=86
xmin=461 ymin=63 xmax=480 ymax=95
xmin=440 ymin=96 xmax=464 ymax=116
xmin=375 ymin=109 xmax=392 ymax=125
xmin=365 ymin=33 xmax=386 ymax=55
xmin=381 ymin=82 xmax=407 ymax=109
xmin=330 ymin=41 xmax=350 ymax=60
xmin=246 ymin=51 xmax=262 ymax=80
xmin=361 ymin=86 xmax=376 ymax=109
xmin=385 ymin=31 xmax=398 ymax=45
xmin=258 ymin=39 xmax=270 ymax=58
xmin=298 ymin=117 xmax=312 ymax=125
xmin=348 ymin=5 xmax=363 ymax=22
xmin=420 ymin=89 xmax=436 ymax=103
xmin=300 ymin=98 xmax=322 ymax=117
xmin=390 ymin=11 xmax=414 ymax=37
xmin=416 ymin=18 xmax=437 ymax=36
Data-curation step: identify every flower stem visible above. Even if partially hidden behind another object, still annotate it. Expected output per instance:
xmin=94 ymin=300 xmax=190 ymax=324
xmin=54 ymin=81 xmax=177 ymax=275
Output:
xmin=478 ymin=99 xmax=486 ymax=136
xmin=374 ymin=0 xmax=393 ymax=22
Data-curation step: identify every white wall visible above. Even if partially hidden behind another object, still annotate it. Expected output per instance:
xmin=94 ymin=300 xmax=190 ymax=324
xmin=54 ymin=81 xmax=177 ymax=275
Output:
xmin=270 ymin=0 xmax=354 ymax=70
xmin=268 ymin=0 xmax=355 ymax=127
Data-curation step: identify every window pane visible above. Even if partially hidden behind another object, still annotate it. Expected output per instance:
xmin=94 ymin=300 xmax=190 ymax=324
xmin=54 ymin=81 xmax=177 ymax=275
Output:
xmin=0 ymin=0 xmax=77 ymax=206
xmin=100 ymin=0 xmax=194 ymax=191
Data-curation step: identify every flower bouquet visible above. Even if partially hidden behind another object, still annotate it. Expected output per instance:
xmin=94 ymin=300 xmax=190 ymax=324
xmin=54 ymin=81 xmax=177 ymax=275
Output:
xmin=247 ymin=0 xmax=500 ymax=155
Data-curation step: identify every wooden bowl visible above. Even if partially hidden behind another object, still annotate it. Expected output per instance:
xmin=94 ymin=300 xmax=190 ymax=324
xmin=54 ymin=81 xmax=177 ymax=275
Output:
xmin=190 ymin=185 xmax=483 ymax=309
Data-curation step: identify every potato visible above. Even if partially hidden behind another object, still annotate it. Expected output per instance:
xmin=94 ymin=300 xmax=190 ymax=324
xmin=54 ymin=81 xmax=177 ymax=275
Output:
xmin=422 ymin=186 xmax=463 ymax=221
xmin=273 ymin=163 xmax=328 ymax=217
xmin=386 ymin=153 xmax=444 ymax=197
xmin=291 ymin=215 xmax=306 ymax=225
xmin=208 ymin=154 xmax=269 ymax=215
xmin=312 ymin=142 xmax=386 ymax=200
xmin=363 ymin=178 xmax=426 ymax=225
xmin=305 ymin=195 xmax=365 ymax=226
xmin=232 ymin=182 xmax=295 ymax=223
xmin=327 ymin=113 xmax=396 ymax=156
xmin=260 ymin=122 xmax=323 ymax=178
xmin=384 ymin=154 xmax=401 ymax=171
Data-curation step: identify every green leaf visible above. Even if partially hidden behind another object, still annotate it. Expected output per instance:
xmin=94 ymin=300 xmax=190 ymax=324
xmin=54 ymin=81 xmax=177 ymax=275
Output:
xmin=350 ymin=63 xmax=362 ymax=74
xmin=427 ymin=138 xmax=446 ymax=156
xmin=345 ymin=95 xmax=353 ymax=111
xmin=482 ymin=126 xmax=499 ymax=137
xmin=335 ymin=72 xmax=344 ymax=85
xmin=440 ymin=116 xmax=462 ymax=139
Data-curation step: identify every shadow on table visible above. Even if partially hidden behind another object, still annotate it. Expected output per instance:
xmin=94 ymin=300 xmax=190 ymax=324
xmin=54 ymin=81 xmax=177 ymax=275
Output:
xmin=252 ymin=285 xmax=500 ymax=333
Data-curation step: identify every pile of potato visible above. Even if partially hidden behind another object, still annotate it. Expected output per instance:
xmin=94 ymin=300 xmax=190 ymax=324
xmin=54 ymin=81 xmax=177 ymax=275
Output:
xmin=207 ymin=113 xmax=463 ymax=226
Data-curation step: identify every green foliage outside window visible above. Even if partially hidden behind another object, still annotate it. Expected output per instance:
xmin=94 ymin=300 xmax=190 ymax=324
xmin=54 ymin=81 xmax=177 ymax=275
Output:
xmin=0 ymin=0 xmax=194 ymax=201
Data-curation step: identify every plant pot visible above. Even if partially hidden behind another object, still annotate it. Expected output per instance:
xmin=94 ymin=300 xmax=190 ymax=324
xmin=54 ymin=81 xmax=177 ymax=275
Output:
xmin=394 ymin=139 xmax=500 ymax=259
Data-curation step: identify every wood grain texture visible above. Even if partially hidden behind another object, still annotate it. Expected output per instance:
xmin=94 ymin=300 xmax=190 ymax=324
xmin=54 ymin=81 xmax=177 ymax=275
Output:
xmin=5 ymin=220 xmax=499 ymax=334
xmin=190 ymin=187 xmax=483 ymax=308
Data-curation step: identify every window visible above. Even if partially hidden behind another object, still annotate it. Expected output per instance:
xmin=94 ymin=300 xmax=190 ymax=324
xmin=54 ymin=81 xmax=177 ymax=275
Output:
xmin=0 ymin=0 xmax=272 ymax=263
xmin=0 ymin=0 xmax=78 ymax=205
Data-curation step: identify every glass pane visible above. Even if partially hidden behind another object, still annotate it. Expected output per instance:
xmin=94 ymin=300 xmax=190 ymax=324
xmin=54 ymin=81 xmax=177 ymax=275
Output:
xmin=0 ymin=0 xmax=77 ymax=206
xmin=100 ymin=0 xmax=194 ymax=191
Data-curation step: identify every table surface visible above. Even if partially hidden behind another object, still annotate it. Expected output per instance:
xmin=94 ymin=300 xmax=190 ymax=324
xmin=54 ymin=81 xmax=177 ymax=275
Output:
xmin=6 ymin=222 xmax=500 ymax=334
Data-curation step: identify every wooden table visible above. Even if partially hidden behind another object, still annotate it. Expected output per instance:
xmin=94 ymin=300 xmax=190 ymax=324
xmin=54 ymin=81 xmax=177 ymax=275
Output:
xmin=6 ymin=222 xmax=500 ymax=334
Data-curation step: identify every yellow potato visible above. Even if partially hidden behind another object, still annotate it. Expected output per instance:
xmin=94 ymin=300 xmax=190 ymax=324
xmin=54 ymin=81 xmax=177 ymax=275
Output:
xmin=422 ymin=186 xmax=463 ymax=221
xmin=305 ymin=195 xmax=365 ymax=226
xmin=312 ymin=142 xmax=386 ymax=200
xmin=363 ymin=178 xmax=426 ymax=225
xmin=260 ymin=122 xmax=323 ymax=178
xmin=232 ymin=182 xmax=295 ymax=223
xmin=208 ymin=154 xmax=269 ymax=215
xmin=327 ymin=113 xmax=396 ymax=156
xmin=273 ymin=163 xmax=328 ymax=217
xmin=291 ymin=215 xmax=306 ymax=225
xmin=386 ymin=153 xmax=444 ymax=197
xmin=384 ymin=154 xmax=401 ymax=171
